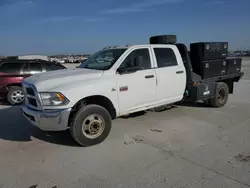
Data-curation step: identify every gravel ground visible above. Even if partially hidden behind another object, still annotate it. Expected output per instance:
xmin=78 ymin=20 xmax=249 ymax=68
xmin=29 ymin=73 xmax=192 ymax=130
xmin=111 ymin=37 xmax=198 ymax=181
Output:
xmin=0 ymin=58 xmax=250 ymax=188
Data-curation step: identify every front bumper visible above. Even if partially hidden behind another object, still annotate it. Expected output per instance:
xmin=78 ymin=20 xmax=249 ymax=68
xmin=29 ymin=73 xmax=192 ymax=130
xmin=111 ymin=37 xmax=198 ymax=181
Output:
xmin=21 ymin=105 xmax=71 ymax=131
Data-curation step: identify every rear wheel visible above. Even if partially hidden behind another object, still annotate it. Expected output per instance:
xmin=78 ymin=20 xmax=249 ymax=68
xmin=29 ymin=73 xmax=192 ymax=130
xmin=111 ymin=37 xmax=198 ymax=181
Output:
xmin=208 ymin=82 xmax=229 ymax=108
xmin=70 ymin=104 xmax=112 ymax=147
xmin=7 ymin=86 xmax=25 ymax=105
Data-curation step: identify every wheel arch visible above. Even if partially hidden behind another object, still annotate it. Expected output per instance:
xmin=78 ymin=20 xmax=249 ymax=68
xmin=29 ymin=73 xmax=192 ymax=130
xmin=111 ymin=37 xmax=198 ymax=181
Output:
xmin=222 ymin=80 xmax=234 ymax=94
xmin=68 ymin=95 xmax=117 ymax=127
xmin=7 ymin=83 xmax=22 ymax=88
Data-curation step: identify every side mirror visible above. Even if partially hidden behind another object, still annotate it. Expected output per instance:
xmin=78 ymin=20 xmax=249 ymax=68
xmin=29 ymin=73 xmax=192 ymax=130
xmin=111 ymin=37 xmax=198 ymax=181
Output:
xmin=117 ymin=66 xmax=140 ymax=74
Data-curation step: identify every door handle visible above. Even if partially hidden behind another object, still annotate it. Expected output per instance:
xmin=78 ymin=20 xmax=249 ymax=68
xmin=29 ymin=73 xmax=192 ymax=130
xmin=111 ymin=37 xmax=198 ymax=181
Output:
xmin=145 ymin=75 xmax=154 ymax=79
xmin=176 ymin=70 xmax=184 ymax=74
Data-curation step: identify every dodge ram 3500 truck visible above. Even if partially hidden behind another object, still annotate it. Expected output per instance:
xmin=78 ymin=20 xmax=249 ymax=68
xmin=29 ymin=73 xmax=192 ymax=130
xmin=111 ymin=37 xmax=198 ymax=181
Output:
xmin=21 ymin=35 xmax=244 ymax=146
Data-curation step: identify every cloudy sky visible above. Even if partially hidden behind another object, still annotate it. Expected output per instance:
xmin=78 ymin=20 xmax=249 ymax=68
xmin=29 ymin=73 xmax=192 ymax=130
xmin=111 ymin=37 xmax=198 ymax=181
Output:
xmin=0 ymin=0 xmax=249 ymax=55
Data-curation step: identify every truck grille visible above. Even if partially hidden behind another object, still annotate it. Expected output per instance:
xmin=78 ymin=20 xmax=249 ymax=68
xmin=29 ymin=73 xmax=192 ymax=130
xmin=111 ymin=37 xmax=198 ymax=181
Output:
xmin=22 ymin=83 xmax=42 ymax=110
xmin=28 ymin=97 xmax=38 ymax=107
xmin=26 ymin=87 xmax=35 ymax=96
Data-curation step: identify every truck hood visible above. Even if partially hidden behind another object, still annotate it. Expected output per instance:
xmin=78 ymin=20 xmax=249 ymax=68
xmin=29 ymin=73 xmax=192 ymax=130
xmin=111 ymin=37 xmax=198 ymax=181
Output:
xmin=24 ymin=68 xmax=104 ymax=91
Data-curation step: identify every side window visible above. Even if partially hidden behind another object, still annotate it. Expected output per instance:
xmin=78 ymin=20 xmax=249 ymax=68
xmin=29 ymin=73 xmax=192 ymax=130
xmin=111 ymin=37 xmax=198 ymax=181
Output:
xmin=44 ymin=63 xmax=54 ymax=71
xmin=44 ymin=63 xmax=65 ymax=71
xmin=119 ymin=48 xmax=151 ymax=70
xmin=0 ymin=63 xmax=22 ymax=74
xmin=21 ymin=63 xmax=30 ymax=74
xmin=29 ymin=63 xmax=42 ymax=73
xmin=154 ymin=48 xmax=178 ymax=68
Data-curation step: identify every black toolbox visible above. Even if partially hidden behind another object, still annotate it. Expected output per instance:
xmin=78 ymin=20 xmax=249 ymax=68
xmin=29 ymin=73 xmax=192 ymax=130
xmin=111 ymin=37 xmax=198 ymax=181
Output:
xmin=192 ymin=59 xmax=228 ymax=79
xmin=190 ymin=42 xmax=228 ymax=62
xmin=226 ymin=58 xmax=242 ymax=74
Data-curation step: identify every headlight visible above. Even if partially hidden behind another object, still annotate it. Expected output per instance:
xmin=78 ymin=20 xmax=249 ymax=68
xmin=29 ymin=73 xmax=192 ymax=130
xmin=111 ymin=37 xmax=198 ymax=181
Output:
xmin=39 ymin=92 xmax=69 ymax=106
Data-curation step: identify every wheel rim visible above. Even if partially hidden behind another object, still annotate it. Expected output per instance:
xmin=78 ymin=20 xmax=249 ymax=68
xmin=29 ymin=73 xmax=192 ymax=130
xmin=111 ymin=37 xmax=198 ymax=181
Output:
xmin=82 ymin=114 xmax=105 ymax=139
xmin=218 ymin=88 xmax=226 ymax=103
xmin=11 ymin=90 xmax=25 ymax=103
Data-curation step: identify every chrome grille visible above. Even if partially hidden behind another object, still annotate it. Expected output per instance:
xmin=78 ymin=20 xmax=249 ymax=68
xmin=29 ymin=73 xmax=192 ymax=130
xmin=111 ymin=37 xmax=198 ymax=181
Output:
xmin=22 ymin=83 xmax=42 ymax=110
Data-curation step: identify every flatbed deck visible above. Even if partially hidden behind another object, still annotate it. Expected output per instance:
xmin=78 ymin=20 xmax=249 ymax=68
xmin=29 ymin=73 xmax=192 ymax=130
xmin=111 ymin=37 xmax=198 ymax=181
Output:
xmin=200 ymin=72 xmax=244 ymax=83
xmin=184 ymin=71 xmax=244 ymax=103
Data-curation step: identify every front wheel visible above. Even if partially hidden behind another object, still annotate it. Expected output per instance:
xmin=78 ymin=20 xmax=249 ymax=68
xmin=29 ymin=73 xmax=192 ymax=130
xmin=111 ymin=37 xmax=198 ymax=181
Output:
xmin=70 ymin=104 xmax=112 ymax=147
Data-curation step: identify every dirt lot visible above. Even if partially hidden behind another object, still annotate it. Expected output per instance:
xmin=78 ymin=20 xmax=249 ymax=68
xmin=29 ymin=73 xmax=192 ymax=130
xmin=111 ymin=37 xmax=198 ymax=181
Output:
xmin=0 ymin=58 xmax=250 ymax=188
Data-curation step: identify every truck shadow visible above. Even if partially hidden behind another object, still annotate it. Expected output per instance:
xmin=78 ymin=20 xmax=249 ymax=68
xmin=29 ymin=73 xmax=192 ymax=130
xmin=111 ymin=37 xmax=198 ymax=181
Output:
xmin=120 ymin=111 xmax=147 ymax=119
xmin=0 ymin=100 xmax=9 ymax=106
xmin=176 ymin=101 xmax=213 ymax=108
xmin=119 ymin=106 xmax=179 ymax=119
xmin=0 ymin=106 xmax=79 ymax=147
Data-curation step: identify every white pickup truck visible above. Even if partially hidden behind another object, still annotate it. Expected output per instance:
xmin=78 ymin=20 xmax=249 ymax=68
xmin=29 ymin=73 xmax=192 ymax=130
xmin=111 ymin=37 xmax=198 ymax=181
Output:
xmin=21 ymin=35 xmax=244 ymax=146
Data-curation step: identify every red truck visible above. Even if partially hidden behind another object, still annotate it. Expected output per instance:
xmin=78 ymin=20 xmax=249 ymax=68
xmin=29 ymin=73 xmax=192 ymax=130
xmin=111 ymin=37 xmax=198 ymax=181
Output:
xmin=0 ymin=59 xmax=66 ymax=105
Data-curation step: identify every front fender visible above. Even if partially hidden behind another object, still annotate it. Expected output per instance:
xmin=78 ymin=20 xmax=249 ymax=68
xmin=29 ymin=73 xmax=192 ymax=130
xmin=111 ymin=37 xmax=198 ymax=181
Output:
xmin=43 ymin=79 xmax=119 ymax=115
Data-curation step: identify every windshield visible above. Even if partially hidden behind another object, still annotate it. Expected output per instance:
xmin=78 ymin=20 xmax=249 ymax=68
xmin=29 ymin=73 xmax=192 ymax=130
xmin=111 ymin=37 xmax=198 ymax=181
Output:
xmin=78 ymin=49 xmax=127 ymax=70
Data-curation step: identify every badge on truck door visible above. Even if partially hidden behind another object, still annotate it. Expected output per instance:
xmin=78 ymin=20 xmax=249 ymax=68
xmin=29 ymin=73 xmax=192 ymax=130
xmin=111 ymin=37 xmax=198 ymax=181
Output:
xmin=120 ymin=86 xmax=128 ymax=92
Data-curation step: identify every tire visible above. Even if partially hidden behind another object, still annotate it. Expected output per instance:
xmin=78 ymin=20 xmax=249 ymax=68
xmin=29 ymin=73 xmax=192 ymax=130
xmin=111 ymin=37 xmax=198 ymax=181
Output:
xmin=70 ymin=104 xmax=112 ymax=147
xmin=150 ymin=35 xmax=177 ymax=44
xmin=7 ymin=86 xmax=25 ymax=105
xmin=209 ymin=82 xmax=229 ymax=108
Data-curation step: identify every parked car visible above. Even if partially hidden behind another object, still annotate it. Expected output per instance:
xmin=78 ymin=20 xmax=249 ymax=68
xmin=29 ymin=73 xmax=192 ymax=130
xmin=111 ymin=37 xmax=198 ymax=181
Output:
xmin=21 ymin=35 xmax=244 ymax=147
xmin=0 ymin=59 xmax=66 ymax=105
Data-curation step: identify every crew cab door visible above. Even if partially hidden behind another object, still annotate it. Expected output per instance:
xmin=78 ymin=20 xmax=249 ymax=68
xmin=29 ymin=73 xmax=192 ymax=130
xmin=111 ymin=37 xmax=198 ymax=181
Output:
xmin=152 ymin=46 xmax=186 ymax=103
xmin=116 ymin=47 xmax=157 ymax=114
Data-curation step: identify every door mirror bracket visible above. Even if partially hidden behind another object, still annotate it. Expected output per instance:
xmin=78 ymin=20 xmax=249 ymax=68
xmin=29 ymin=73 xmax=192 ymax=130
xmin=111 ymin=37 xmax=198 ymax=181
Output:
xmin=117 ymin=66 xmax=140 ymax=74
